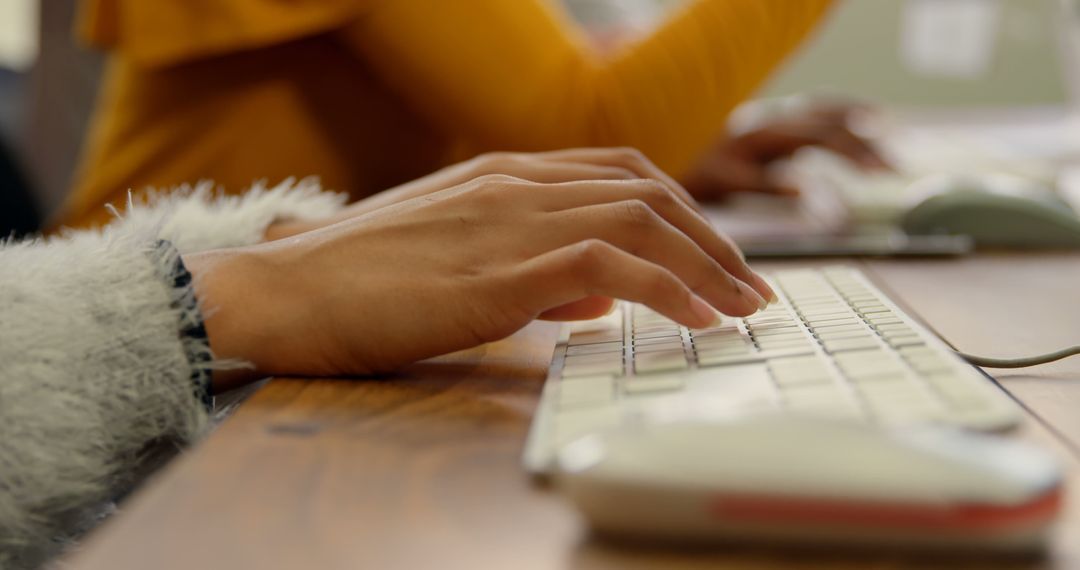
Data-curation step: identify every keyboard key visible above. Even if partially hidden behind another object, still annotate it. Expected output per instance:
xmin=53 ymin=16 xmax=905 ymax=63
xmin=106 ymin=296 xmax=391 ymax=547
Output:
xmin=562 ymin=354 xmax=623 ymax=378
xmin=886 ymin=335 xmax=924 ymax=348
xmin=816 ymin=328 xmax=873 ymax=342
xmin=750 ymin=325 xmax=804 ymax=337
xmin=822 ymin=337 xmax=880 ymax=353
xmin=866 ymin=315 xmax=904 ymax=327
xmin=799 ymin=305 xmax=852 ymax=318
xmin=694 ymin=343 xmax=753 ymax=358
xmin=565 ymin=342 xmax=623 ymax=356
xmin=693 ymin=334 xmax=751 ymax=349
xmin=632 ymin=325 xmax=681 ymax=337
xmin=568 ymin=329 xmax=622 ymax=346
xmin=744 ymin=315 xmax=798 ymax=326
xmin=634 ymin=335 xmax=683 ymax=347
xmin=691 ymin=323 xmax=743 ymax=336
xmin=834 ymin=351 xmax=907 ymax=380
xmin=753 ymin=330 xmax=806 ymax=342
xmin=768 ymin=356 xmax=832 ymax=386
xmin=691 ymin=327 xmax=744 ymax=340
xmin=558 ymin=375 xmax=615 ymax=408
xmin=805 ymin=315 xmax=861 ymax=327
xmin=811 ymin=322 xmax=865 ymax=334
xmin=756 ymin=336 xmax=813 ymax=351
xmin=634 ymin=340 xmax=684 ymax=353
xmin=624 ymin=374 xmax=685 ymax=394
xmin=898 ymin=348 xmax=953 ymax=372
xmin=684 ymin=364 xmax=779 ymax=411
xmin=634 ymin=350 xmax=689 ymax=374
xmin=924 ymin=373 xmax=989 ymax=410
xmin=699 ymin=347 xmax=814 ymax=367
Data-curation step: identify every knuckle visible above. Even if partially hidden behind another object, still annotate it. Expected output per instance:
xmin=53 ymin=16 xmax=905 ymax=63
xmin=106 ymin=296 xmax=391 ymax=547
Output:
xmin=473 ymin=151 xmax=514 ymax=170
xmin=568 ymin=239 xmax=613 ymax=278
xmin=464 ymin=174 xmax=531 ymax=203
xmin=618 ymin=199 xmax=659 ymax=227
xmin=469 ymin=173 xmax=524 ymax=194
xmin=639 ymin=178 xmax=675 ymax=203
xmin=574 ymin=239 xmax=610 ymax=265
xmin=612 ymin=146 xmax=648 ymax=164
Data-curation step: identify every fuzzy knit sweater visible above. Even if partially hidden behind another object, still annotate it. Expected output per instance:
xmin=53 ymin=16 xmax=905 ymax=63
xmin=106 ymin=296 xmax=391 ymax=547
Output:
xmin=0 ymin=179 xmax=345 ymax=569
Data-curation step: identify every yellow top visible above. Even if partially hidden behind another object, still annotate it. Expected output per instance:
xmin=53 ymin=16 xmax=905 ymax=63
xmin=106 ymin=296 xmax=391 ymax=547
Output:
xmin=60 ymin=0 xmax=833 ymax=227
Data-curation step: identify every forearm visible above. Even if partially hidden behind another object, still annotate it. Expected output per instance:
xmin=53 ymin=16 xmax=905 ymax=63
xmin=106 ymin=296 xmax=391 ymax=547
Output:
xmin=341 ymin=0 xmax=833 ymax=176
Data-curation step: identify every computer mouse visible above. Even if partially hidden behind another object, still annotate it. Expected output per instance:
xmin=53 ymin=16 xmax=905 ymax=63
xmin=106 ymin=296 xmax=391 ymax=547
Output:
xmin=900 ymin=173 xmax=1080 ymax=248
xmin=553 ymin=416 xmax=1063 ymax=550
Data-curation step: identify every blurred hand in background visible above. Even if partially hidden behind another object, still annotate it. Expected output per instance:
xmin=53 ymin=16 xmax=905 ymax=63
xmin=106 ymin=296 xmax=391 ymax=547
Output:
xmin=682 ymin=100 xmax=891 ymax=201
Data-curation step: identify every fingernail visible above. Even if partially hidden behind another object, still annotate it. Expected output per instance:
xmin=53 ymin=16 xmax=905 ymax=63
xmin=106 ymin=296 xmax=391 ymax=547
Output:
xmin=737 ymin=281 xmax=768 ymax=312
xmin=753 ymin=274 xmax=778 ymax=304
xmin=688 ymin=294 xmax=717 ymax=326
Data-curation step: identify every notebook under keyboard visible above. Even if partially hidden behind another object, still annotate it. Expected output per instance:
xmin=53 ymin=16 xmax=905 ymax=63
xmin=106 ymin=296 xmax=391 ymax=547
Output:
xmin=523 ymin=266 xmax=1021 ymax=473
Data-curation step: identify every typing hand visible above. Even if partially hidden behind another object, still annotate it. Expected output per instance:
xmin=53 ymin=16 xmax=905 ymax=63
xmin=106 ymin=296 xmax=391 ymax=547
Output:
xmin=265 ymin=148 xmax=702 ymax=240
xmin=187 ymin=174 xmax=773 ymax=389
xmin=682 ymin=101 xmax=890 ymax=200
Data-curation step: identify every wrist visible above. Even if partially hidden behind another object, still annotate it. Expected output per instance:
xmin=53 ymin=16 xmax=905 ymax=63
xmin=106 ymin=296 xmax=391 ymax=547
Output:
xmin=183 ymin=248 xmax=287 ymax=391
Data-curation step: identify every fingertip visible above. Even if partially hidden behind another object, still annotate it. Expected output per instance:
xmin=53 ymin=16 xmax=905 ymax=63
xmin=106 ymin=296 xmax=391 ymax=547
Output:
xmin=735 ymin=280 xmax=768 ymax=316
xmin=688 ymin=294 xmax=719 ymax=328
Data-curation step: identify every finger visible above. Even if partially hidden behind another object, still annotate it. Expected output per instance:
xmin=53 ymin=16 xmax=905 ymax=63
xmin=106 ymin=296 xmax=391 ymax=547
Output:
xmin=822 ymin=130 xmax=891 ymax=171
xmin=735 ymin=127 xmax=829 ymax=161
xmin=515 ymin=178 xmax=777 ymax=302
xmin=687 ymin=156 xmax=800 ymax=199
xmin=808 ymin=100 xmax=877 ymax=126
xmin=538 ymin=295 xmax=616 ymax=321
xmin=532 ymin=147 xmax=705 ymax=216
xmin=475 ymin=154 xmax=640 ymax=183
xmin=739 ymin=124 xmax=889 ymax=171
xmin=538 ymin=201 xmax=766 ymax=316
xmin=513 ymin=240 xmax=721 ymax=328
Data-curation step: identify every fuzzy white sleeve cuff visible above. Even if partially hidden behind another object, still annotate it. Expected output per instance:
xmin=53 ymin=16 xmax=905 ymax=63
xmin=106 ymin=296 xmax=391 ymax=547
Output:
xmin=0 ymin=226 xmax=210 ymax=568
xmin=115 ymin=177 xmax=347 ymax=253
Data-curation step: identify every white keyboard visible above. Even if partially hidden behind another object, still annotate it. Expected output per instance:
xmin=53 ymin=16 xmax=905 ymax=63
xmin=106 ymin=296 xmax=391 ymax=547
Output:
xmin=523 ymin=267 xmax=1021 ymax=473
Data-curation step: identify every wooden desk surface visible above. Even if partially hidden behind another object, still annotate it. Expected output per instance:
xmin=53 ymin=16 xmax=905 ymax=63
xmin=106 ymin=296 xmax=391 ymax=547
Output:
xmin=65 ymin=254 xmax=1080 ymax=570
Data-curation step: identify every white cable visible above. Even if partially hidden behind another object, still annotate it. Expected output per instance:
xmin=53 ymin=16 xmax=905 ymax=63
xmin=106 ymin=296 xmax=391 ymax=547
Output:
xmin=956 ymin=346 xmax=1080 ymax=368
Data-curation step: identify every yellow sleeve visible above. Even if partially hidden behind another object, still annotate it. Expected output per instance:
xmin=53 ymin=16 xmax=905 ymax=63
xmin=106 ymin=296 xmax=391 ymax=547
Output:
xmin=78 ymin=0 xmax=362 ymax=67
xmin=342 ymin=0 xmax=834 ymax=177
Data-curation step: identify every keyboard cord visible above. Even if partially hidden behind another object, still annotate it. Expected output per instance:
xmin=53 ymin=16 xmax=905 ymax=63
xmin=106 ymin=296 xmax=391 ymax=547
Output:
xmin=956 ymin=346 xmax=1080 ymax=369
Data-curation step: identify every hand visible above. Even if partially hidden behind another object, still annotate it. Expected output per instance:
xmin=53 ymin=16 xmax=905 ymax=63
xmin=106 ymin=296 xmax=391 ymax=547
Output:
xmin=188 ymin=175 xmax=774 ymax=390
xmin=682 ymin=102 xmax=890 ymax=201
xmin=265 ymin=147 xmax=702 ymax=240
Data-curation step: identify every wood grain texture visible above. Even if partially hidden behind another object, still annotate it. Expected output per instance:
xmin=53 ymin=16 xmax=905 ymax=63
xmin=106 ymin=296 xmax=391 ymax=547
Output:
xmin=63 ymin=255 xmax=1080 ymax=569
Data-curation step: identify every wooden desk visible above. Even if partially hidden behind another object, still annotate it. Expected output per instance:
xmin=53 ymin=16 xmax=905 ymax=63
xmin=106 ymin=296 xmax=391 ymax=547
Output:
xmin=65 ymin=254 xmax=1080 ymax=569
